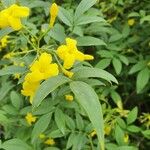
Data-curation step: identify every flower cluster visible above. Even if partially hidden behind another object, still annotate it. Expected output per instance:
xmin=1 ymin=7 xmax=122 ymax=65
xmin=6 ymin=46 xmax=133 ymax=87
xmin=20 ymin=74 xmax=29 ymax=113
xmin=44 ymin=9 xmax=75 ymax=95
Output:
xmin=21 ymin=53 xmax=59 ymax=103
xmin=57 ymin=38 xmax=94 ymax=69
xmin=25 ymin=113 xmax=37 ymax=125
xmin=39 ymin=134 xmax=55 ymax=145
xmin=0 ymin=4 xmax=29 ymax=30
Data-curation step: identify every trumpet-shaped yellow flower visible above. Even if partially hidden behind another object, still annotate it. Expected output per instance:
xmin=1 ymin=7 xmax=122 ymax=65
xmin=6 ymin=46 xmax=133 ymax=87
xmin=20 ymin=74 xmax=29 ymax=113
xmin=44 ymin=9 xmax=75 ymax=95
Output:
xmin=65 ymin=94 xmax=74 ymax=101
xmin=50 ymin=3 xmax=59 ymax=28
xmin=0 ymin=35 xmax=9 ymax=50
xmin=0 ymin=4 xmax=30 ymax=30
xmin=25 ymin=113 xmax=36 ymax=125
xmin=21 ymin=52 xmax=59 ymax=103
xmin=57 ymin=38 xmax=94 ymax=69
xmin=44 ymin=138 xmax=55 ymax=145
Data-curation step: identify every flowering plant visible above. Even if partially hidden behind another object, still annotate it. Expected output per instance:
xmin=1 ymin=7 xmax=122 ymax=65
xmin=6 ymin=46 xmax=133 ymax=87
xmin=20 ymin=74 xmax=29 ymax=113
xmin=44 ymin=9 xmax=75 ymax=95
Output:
xmin=0 ymin=0 xmax=150 ymax=150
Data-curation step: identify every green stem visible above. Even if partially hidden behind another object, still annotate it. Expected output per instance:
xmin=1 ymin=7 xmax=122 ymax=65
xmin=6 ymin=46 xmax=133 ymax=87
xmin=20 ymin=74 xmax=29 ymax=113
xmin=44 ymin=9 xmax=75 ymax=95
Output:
xmin=21 ymin=31 xmax=37 ymax=51
xmin=38 ymin=26 xmax=52 ymax=48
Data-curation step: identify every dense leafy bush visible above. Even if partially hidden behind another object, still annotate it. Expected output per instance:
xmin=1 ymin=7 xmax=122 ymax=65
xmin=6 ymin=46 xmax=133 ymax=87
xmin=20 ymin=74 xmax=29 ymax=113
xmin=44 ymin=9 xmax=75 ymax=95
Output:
xmin=0 ymin=0 xmax=150 ymax=150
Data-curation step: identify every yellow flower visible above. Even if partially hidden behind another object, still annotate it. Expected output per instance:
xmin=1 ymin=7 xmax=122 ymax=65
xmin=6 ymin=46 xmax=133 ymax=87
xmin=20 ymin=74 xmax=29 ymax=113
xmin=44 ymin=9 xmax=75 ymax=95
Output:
xmin=57 ymin=38 xmax=94 ymax=69
xmin=44 ymin=138 xmax=55 ymax=145
xmin=65 ymin=94 xmax=73 ymax=101
xmin=50 ymin=3 xmax=59 ymax=28
xmin=25 ymin=113 xmax=36 ymax=125
xmin=128 ymin=19 xmax=135 ymax=26
xmin=123 ymin=133 xmax=129 ymax=143
xmin=30 ymin=53 xmax=59 ymax=80
xmin=104 ymin=126 xmax=111 ymax=135
xmin=21 ymin=52 xmax=59 ymax=103
xmin=0 ymin=4 xmax=30 ymax=30
xmin=39 ymin=134 xmax=46 ymax=139
xmin=0 ymin=35 xmax=9 ymax=50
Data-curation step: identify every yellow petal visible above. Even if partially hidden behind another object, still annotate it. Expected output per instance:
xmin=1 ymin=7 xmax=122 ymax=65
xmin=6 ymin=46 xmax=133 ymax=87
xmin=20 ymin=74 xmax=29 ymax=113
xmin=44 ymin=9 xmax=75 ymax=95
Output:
xmin=8 ymin=16 xmax=22 ymax=30
xmin=84 ymin=54 xmax=94 ymax=60
xmin=0 ymin=10 xmax=9 ymax=28
xmin=66 ymin=38 xmax=77 ymax=52
xmin=25 ymin=70 xmax=44 ymax=82
xmin=63 ymin=54 xmax=75 ymax=69
xmin=75 ymin=51 xmax=85 ymax=61
xmin=50 ymin=3 xmax=59 ymax=18
xmin=30 ymin=60 xmax=40 ymax=72
xmin=56 ymin=45 xmax=68 ymax=60
xmin=9 ymin=4 xmax=30 ymax=17
xmin=43 ymin=63 xmax=59 ymax=79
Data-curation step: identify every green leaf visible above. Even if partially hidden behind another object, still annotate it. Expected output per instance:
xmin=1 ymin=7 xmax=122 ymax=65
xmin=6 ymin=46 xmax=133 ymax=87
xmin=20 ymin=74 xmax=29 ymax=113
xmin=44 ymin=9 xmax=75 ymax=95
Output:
xmin=95 ymin=58 xmax=111 ymax=69
xmin=0 ymin=82 xmax=14 ymax=102
xmin=75 ymin=15 xmax=105 ymax=25
xmin=73 ymin=67 xmax=118 ymax=84
xmin=115 ymin=125 xmax=124 ymax=145
xmin=66 ymin=132 xmax=76 ymax=149
xmin=129 ymin=61 xmax=146 ymax=74
xmin=70 ymin=81 xmax=104 ymax=150
xmin=0 ymin=66 xmax=27 ymax=76
xmin=117 ymin=118 xmax=126 ymax=129
xmin=10 ymin=91 xmax=22 ymax=110
xmin=44 ymin=146 xmax=60 ymax=150
xmin=0 ymin=28 xmax=13 ymax=39
xmin=1 ymin=0 xmax=16 ymax=7
xmin=44 ymin=147 xmax=60 ymax=150
xmin=31 ymin=112 xmax=52 ymax=143
xmin=49 ymin=24 xmax=66 ymax=43
xmin=76 ymin=113 xmax=84 ymax=130
xmin=97 ymin=50 xmax=113 ymax=58
xmin=140 ymin=15 xmax=150 ymax=24
xmin=109 ymin=34 xmax=122 ymax=42
xmin=127 ymin=125 xmax=141 ymax=133
xmin=136 ymin=68 xmax=149 ymax=93
xmin=1 ymin=139 xmax=32 ymax=150
xmin=58 ymin=7 xmax=73 ymax=26
xmin=65 ymin=115 xmax=76 ymax=130
xmin=142 ymin=130 xmax=150 ymax=139
xmin=119 ymin=55 xmax=129 ymax=65
xmin=76 ymin=36 xmax=106 ymax=46
xmin=32 ymin=75 xmax=70 ymax=108
xmin=74 ymin=0 xmax=97 ymax=21
xmin=116 ymin=146 xmax=138 ymax=150
xmin=55 ymin=108 xmax=66 ymax=134
xmin=112 ymin=58 xmax=122 ymax=75
xmin=127 ymin=107 xmax=138 ymax=125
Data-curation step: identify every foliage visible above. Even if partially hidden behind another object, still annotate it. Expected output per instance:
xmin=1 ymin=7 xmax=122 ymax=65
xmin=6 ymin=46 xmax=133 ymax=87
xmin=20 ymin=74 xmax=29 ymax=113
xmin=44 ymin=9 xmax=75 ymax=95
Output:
xmin=0 ymin=0 xmax=150 ymax=150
